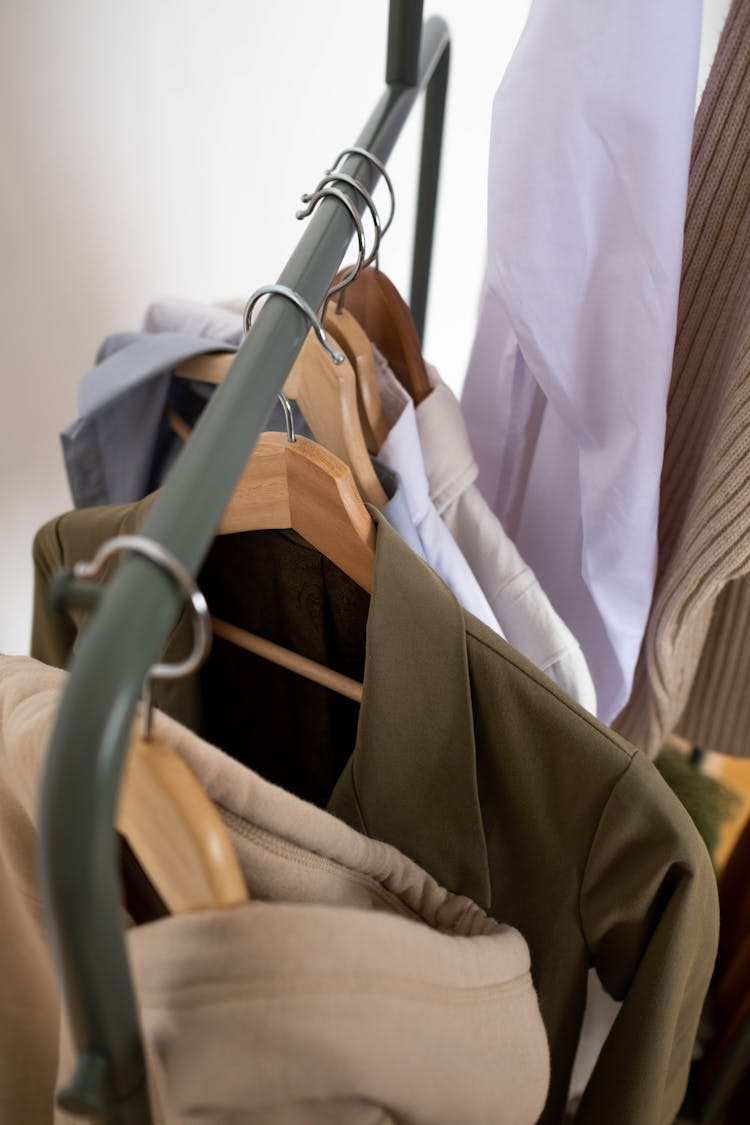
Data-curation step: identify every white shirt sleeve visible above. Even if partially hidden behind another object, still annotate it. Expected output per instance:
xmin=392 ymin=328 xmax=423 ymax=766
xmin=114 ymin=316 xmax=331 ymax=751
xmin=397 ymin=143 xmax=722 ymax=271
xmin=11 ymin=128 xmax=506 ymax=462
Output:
xmin=461 ymin=0 xmax=702 ymax=722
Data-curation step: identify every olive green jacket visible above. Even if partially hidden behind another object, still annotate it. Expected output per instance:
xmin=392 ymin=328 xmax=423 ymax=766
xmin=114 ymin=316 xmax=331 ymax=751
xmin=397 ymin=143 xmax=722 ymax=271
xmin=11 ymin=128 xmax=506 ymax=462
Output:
xmin=32 ymin=499 xmax=719 ymax=1125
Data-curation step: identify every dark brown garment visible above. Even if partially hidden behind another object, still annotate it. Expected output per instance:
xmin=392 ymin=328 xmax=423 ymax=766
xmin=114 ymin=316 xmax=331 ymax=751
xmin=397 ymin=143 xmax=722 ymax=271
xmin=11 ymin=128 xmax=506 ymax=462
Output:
xmin=31 ymin=494 xmax=369 ymax=806
xmin=32 ymin=498 xmax=719 ymax=1125
xmin=199 ymin=530 xmax=368 ymax=806
xmin=693 ymin=814 xmax=750 ymax=1110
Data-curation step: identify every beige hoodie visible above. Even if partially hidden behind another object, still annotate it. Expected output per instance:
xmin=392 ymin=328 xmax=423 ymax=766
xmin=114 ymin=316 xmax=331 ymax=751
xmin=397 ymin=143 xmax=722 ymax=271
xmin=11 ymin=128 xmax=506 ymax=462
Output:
xmin=0 ymin=654 xmax=549 ymax=1124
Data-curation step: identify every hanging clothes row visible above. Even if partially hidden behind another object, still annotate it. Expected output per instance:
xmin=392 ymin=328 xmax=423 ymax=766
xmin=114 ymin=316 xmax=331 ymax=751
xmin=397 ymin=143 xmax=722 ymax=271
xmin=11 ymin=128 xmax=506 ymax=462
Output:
xmin=456 ymin=0 xmax=750 ymax=1119
xmin=2 ymin=1 xmax=741 ymax=1122
xmin=51 ymin=284 xmax=597 ymax=710
xmin=19 ymin=254 xmax=717 ymax=1125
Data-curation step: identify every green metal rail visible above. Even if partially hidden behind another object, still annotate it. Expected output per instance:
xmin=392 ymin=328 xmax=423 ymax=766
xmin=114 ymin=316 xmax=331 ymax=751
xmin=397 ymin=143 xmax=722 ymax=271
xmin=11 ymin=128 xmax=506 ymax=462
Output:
xmin=37 ymin=4 xmax=450 ymax=1121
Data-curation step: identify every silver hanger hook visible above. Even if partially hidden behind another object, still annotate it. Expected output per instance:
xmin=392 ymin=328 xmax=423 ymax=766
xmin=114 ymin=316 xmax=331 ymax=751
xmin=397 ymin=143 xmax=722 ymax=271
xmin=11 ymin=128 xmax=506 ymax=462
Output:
xmin=243 ymin=282 xmax=345 ymax=365
xmin=276 ymin=390 xmax=296 ymax=444
xmin=295 ymin=186 xmax=367 ymax=320
xmin=302 ymin=172 xmax=381 ymax=270
xmin=327 ymin=147 xmax=396 ymax=238
xmin=72 ymin=535 xmax=212 ymax=740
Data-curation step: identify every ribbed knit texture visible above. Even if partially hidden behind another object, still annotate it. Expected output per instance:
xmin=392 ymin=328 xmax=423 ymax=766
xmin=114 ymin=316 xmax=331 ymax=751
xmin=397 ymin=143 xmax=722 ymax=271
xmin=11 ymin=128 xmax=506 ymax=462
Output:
xmin=616 ymin=0 xmax=750 ymax=757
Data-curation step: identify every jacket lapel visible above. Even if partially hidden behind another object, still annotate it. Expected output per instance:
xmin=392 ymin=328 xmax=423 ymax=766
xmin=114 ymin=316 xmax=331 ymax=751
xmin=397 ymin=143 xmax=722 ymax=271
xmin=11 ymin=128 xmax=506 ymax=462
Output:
xmin=329 ymin=511 xmax=491 ymax=909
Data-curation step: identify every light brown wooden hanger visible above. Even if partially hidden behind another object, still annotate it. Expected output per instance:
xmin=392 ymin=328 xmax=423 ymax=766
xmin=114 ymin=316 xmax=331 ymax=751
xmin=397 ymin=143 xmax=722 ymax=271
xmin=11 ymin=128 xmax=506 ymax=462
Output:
xmin=215 ymin=429 xmax=372 ymax=693
xmin=169 ymin=282 xmax=373 ymax=698
xmin=333 ymin=266 xmax=432 ymax=405
xmin=210 ymin=617 xmax=363 ymax=703
xmin=118 ymin=727 xmax=250 ymax=914
xmin=283 ymin=334 xmax=387 ymax=507
xmin=71 ymin=534 xmax=251 ymax=916
xmin=323 ymin=306 xmax=390 ymax=452
xmin=173 ymin=336 xmax=388 ymax=509
xmin=218 ymin=428 xmax=375 ymax=591
xmin=164 ymin=409 xmax=371 ymax=699
xmin=171 ymin=351 xmax=230 ymax=385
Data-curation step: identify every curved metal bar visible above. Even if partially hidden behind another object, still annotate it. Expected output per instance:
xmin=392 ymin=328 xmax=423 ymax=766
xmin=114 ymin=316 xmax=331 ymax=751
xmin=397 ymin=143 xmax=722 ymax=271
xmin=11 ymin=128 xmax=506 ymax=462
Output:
xmin=38 ymin=15 xmax=450 ymax=1123
xmin=72 ymin=537 xmax=211 ymax=690
xmin=72 ymin=536 xmax=212 ymax=739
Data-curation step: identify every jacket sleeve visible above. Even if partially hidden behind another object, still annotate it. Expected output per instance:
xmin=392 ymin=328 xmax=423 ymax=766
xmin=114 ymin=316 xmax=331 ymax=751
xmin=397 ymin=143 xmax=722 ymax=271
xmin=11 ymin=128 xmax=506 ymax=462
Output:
xmin=29 ymin=507 xmax=121 ymax=667
xmin=30 ymin=516 xmax=77 ymax=668
xmin=29 ymin=497 xmax=202 ymax=733
xmin=577 ymin=750 xmax=719 ymax=1125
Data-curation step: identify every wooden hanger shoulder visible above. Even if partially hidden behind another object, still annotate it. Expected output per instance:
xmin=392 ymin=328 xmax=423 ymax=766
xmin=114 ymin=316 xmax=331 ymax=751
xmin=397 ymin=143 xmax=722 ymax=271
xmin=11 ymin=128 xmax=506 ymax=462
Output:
xmin=218 ymin=431 xmax=375 ymax=593
xmin=173 ymin=351 xmax=235 ymax=384
xmin=162 ymin=418 xmax=372 ymax=699
xmin=118 ymin=729 xmax=249 ymax=915
xmin=172 ymin=335 xmax=388 ymax=510
xmin=324 ymin=307 xmax=390 ymax=451
xmin=283 ymin=333 xmax=387 ymax=508
xmin=333 ymin=266 xmax=431 ymax=405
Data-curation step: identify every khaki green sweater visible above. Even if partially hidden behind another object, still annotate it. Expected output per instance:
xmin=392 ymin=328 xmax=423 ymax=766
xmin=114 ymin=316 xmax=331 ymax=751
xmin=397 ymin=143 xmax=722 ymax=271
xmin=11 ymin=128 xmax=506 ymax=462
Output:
xmin=32 ymin=499 xmax=718 ymax=1125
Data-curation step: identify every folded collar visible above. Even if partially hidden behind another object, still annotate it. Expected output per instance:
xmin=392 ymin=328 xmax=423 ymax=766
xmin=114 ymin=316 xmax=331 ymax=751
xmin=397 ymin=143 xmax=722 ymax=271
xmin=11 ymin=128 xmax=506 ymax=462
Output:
xmin=79 ymin=492 xmax=491 ymax=909
xmin=329 ymin=510 xmax=491 ymax=909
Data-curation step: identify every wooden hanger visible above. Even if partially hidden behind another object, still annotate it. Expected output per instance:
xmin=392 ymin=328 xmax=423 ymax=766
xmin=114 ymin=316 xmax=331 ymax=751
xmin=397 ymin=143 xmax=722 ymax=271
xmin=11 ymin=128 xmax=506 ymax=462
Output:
xmin=118 ymin=726 xmax=250 ymax=914
xmin=282 ymin=334 xmax=387 ymax=507
xmin=332 ymin=266 xmax=432 ymax=405
xmin=210 ymin=616 xmax=363 ymax=703
xmin=171 ymin=351 xmax=230 ymax=385
xmin=214 ymin=429 xmax=372 ymax=695
xmin=163 ymin=411 xmax=371 ymax=698
xmin=218 ymin=429 xmax=375 ymax=591
xmin=173 ymin=335 xmax=388 ymax=509
xmin=323 ymin=306 xmax=390 ymax=451
xmin=168 ymin=282 xmax=373 ymax=699
xmin=69 ymin=534 xmax=250 ymax=916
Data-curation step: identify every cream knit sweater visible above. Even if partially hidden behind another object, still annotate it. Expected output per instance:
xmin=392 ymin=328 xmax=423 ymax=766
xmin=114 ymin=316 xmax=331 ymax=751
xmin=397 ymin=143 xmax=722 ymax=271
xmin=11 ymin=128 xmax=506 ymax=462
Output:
xmin=616 ymin=0 xmax=750 ymax=757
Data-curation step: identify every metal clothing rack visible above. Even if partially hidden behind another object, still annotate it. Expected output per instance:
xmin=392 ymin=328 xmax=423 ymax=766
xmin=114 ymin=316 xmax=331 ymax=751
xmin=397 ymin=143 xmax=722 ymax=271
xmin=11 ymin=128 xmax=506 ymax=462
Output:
xmin=37 ymin=3 xmax=450 ymax=1122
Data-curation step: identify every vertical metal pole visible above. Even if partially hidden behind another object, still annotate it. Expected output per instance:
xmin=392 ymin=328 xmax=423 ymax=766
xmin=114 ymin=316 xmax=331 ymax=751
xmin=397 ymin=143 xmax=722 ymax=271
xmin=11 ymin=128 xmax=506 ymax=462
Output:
xmin=410 ymin=39 xmax=450 ymax=342
xmin=386 ymin=0 xmax=423 ymax=86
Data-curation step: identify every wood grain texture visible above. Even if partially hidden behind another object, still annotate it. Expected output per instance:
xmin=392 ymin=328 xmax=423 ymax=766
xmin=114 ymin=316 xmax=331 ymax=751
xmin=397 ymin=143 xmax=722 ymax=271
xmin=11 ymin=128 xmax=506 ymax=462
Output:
xmin=118 ymin=731 xmax=249 ymax=914
xmin=334 ymin=266 xmax=431 ymax=404
xmin=218 ymin=432 xmax=375 ymax=594
xmin=172 ymin=332 xmax=387 ymax=509
xmin=212 ymin=616 xmax=363 ymax=702
xmin=324 ymin=306 xmax=390 ymax=451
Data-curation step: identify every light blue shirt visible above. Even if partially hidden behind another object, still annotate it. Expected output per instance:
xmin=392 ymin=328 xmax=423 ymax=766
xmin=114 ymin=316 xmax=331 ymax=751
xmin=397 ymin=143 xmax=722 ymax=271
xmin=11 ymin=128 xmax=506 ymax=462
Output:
xmin=61 ymin=330 xmax=424 ymax=559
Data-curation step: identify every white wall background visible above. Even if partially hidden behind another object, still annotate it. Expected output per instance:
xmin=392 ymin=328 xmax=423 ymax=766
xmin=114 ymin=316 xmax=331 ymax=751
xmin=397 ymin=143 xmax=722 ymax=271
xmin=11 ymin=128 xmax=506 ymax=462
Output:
xmin=0 ymin=0 xmax=731 ymax=654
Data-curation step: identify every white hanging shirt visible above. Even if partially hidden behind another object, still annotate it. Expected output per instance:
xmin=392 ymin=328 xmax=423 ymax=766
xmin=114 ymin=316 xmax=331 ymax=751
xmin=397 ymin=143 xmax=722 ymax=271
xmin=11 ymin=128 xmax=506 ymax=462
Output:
xmin=417 ymin=363 xmax=597 ymax=712
xmin=374 ymin=352 xmax=504 ymax=637
xmin=460 ymin=0 xmax=701 ymax=723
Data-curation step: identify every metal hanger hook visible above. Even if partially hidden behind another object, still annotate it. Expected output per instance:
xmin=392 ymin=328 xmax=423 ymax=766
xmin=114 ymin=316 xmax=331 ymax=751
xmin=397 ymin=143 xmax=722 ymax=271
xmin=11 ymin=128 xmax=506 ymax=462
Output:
xmin=302 ymin=172 xmax=381 ymax=269
xmin=72 ymin=535 xmax=212 ymax=739
xmin=243 ymin=282 xmax=344 ymax=365
xmin=294 ymin=186 xmax=367 ymax=319
xmin=327 ymin=147 xmax=396 ymax=238
xmin=276 ymin=390 xmax=296 ymax=444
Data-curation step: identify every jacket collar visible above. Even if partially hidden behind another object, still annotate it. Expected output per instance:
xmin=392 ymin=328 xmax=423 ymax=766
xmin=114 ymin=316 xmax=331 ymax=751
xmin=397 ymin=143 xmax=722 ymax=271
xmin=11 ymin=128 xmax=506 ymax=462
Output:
xmin=120 ymin=495 xmax=490 ymax=908
xmin=329 ymin=510 xmax=491 ymax=910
